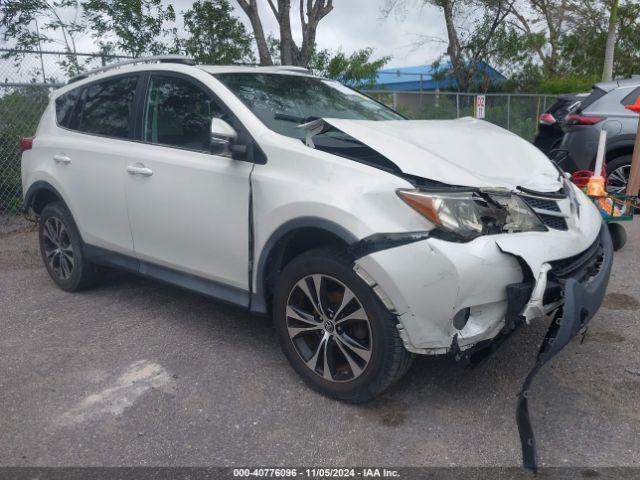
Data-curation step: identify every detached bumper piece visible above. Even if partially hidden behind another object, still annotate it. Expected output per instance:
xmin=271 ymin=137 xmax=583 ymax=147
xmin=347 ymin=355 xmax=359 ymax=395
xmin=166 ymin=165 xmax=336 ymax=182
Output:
xmin=516 ymin=224 xmax=613 ymax=472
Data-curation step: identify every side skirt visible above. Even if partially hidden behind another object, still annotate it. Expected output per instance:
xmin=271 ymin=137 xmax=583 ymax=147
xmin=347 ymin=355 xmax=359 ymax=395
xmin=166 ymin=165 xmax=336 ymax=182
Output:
xmin=83 ymin=244 xmax=251 ymax=309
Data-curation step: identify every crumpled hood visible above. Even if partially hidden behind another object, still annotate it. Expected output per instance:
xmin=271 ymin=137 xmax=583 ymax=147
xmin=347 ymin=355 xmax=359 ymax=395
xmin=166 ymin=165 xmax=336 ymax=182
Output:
xmin=307 ymin=118 xmax=563 ymax=192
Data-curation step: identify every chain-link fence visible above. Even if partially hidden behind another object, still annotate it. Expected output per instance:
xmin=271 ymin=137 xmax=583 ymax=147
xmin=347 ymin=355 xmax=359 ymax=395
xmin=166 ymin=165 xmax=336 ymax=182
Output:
xmin=0 ymin=49 xmax=557 ymax=213
xmin=363 ymin=91 xmax=555 ymax=142
xmin=0 ymin=49 xmax=133 ymax=212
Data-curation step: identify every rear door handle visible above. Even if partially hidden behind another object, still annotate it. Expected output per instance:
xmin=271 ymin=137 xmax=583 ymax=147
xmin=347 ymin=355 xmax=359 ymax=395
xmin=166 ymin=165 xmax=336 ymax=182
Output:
xmin=53 ymin=154 xmax=71 ymax=164
xmin=127 ymin=165 xmax=153 ymax=177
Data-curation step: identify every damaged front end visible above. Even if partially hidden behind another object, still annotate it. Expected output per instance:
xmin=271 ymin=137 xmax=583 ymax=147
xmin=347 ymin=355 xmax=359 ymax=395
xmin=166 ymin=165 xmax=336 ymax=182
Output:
xmin=300 ymin=117 xmax=613 ymax=471
xmin=445 ymin=223 xmax=613 ymax=472
xmin=514 ymin=224 xmax=613 ymax=472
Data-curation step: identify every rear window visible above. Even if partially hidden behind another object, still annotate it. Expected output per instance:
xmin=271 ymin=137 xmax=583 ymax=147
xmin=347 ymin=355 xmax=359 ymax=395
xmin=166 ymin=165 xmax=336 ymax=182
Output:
xmin=75 ymin=75 xmax=139 ymax=139
xmin=55 ymin=89 xmax=81 ymax=128
xmin=622 ymin=87 xmax=640 ymax=106
xmin=578 ymin=87 xmax=607 ymax=112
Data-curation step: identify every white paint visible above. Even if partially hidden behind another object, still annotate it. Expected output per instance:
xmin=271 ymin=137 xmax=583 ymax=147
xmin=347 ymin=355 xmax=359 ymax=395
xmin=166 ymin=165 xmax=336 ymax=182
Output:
xmin=300 ymin=117 xmax=563 ymax=192
xmin=24 ymin=63 xmax=605 ymax=358
xmin=58 ymin=360 xmax=172 ymax=426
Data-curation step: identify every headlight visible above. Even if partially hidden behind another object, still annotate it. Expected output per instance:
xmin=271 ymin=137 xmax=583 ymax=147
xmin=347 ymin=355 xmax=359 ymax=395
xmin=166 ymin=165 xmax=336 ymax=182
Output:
xmin=397 ymin=189 xmax=547 ymax=241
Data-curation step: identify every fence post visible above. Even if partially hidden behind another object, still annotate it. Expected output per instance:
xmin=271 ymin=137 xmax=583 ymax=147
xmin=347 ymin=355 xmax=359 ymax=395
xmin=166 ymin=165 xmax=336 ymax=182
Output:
xmin=456 ymin=93 xmax=460 ymax=118
xmin=507 ymin=94 xmax=511 ymax=131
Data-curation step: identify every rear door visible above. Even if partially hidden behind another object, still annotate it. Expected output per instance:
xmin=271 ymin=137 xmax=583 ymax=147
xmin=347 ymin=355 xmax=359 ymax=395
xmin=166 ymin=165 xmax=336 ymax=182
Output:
xmin=50 ymin=75 xmax=139 ymax=255
xmin=124 ymin=73 xmax=252 ymax=294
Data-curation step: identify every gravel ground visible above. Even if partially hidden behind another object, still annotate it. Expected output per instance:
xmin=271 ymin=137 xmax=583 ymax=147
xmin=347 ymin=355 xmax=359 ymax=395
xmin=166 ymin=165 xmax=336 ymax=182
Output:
xmin=1 ymin=214 xmax=639 ymax=468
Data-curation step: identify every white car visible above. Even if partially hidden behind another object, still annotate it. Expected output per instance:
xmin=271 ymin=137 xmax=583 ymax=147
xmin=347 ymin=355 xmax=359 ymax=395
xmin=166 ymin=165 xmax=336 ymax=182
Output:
xmin=21 ymin=57 xmax=612 ymax=436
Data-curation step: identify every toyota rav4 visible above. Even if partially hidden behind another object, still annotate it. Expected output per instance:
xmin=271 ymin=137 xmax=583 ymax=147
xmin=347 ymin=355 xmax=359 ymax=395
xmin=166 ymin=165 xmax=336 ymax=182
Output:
xmin=21 ymin=56 xmax=612 ymax=469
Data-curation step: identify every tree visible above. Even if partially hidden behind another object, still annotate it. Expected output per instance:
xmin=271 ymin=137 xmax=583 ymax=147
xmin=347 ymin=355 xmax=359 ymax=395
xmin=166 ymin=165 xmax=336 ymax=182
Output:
xmin=504 ymin=0 xmax=594 ymax=78
xmin=309 ymin=47 xmax=390 ymax=88
xmin=84 ymin=0 xmax=177 ymax=57
xmin=180 ymin=0 xmax=254 ymax=64
xmin=0 ymin=0 xmax=86 ymax=76
xmin=384 ymin=0 xmax=515 ymax=91
xmin=491 ymin=0 xmax=640 ymax=89
xmin=602 ymin=0 xmax=618 ymax=82
xmin=235 ymin=0 xmax=333 ymax=66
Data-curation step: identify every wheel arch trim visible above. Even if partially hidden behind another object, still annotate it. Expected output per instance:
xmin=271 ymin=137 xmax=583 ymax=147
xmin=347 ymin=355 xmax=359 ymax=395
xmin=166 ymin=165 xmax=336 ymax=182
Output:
xmin=23 ymin=180 xmax=69 ymax=213
xmin=250 ymin=217 xmax=359 ymax=314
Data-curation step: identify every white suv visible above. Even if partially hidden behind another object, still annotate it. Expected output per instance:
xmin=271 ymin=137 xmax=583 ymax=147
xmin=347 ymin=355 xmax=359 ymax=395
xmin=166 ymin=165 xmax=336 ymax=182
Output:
xmin=21 ymin=57 xmax=612 ymax=420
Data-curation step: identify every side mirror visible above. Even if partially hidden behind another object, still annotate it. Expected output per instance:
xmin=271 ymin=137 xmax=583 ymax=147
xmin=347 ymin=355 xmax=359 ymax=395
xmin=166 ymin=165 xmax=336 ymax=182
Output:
xmin=210 ymin=118 xmax=238 ymax=157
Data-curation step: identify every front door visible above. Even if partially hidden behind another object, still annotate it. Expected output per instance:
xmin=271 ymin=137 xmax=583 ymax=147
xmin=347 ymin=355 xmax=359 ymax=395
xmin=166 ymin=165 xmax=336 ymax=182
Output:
xmin=125 ymin=73 xmax=252 ymax=294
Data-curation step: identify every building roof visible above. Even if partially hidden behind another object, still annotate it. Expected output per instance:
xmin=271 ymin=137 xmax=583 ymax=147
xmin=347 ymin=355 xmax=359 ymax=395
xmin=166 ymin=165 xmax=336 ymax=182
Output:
xmin=372 ymin=62 xmax=506 ymax=91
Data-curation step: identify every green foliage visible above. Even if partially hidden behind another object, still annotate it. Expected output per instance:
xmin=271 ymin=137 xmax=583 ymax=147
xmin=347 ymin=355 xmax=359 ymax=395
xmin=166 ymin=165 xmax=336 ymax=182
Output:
xmin=535 ymin=75 xmax=598 ymax=95
xmin=0 ymin=87 xmax=50 ymax=212
xmin=309 ymin=48 xmax=390 ymax=88
xmin=84 ymin=0 xmax=177 ymax=57
xmin=489 ymin=1 xmax=640 ymax=92
xmin=180 ymin=0 xmax=254 ymax=64
xmin=0 ymin=0 xmax=86 ymax=76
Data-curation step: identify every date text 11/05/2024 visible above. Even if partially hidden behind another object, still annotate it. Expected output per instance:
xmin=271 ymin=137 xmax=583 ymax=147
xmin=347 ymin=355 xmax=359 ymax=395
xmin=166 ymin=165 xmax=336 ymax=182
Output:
xmin=233 ymin=468 xmax=400 ymax=478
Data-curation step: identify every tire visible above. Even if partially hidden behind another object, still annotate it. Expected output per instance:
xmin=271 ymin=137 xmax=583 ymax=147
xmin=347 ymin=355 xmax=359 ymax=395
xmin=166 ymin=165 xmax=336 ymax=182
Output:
xmin=38 ymin=201 xmax=101 ymax=292
xmin=606 ymin=155 xmax=632 ymax=194
xmin=273 ymin=247 xmax=413 ymax=403
xmin=608 ymin=223 xmax=627 ymax=252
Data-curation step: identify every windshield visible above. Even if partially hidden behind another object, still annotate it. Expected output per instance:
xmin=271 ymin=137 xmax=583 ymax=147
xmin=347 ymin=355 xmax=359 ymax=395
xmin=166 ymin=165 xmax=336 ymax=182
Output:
xmin=214 ymin=73 xmax=404 ymax=139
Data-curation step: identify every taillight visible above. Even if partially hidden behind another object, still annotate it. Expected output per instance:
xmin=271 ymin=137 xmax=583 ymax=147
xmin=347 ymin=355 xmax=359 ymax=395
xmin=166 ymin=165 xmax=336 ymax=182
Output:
xmin=539 ymin=113 xmax=556 ymax=125
xmin=565 ymin=114 xmax=605 ymax=125
xmin=20 ymin=136 xmax=35 ymax=153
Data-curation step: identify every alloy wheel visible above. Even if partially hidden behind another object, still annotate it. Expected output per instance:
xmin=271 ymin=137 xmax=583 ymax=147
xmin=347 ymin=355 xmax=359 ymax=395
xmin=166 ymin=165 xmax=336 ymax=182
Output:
xmin=285 ymin=274 xmax=372 ymax=383
xmin=606 ymin=165 xmax=630 ymax=194
xmin=42 ymin=216 xmax=75 ymax=280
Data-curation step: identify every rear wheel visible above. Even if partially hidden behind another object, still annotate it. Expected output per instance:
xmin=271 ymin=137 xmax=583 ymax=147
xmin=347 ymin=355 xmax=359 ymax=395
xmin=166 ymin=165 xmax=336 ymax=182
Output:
xmin=273 ymin=247 xmax=412 ymax=403
xmin=606 ymin=155 xmax=632 ymax=194
xmin=39 ymin=202 xmax=101 ymax=291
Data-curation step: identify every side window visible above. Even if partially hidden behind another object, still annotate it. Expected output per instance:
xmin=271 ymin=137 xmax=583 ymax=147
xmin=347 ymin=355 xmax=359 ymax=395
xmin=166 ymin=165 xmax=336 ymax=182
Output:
xmin=55 ymin=89 xmax=81 ymax=128
xmin=622 ymin=87 xmax=640 ymax=107
xmin=144 ymin=75 xmax=225 ymax=151
xmin=76 ymin=75 xmax=139 ymax=139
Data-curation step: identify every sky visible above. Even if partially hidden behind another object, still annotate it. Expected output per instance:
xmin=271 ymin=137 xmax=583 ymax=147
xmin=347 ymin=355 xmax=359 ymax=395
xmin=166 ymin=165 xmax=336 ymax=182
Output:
xmin=226 ymin=0 xmax=448 ymax=68
xmin=59 ymin=0 xmax=449 ymax=69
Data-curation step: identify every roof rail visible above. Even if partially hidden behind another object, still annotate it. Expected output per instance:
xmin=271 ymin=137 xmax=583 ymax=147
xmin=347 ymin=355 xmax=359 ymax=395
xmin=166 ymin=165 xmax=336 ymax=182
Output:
xmin=68 ymin=55 xmax=196 ymax=84
xmin=272 ymin=66 xmax=312 ymax=74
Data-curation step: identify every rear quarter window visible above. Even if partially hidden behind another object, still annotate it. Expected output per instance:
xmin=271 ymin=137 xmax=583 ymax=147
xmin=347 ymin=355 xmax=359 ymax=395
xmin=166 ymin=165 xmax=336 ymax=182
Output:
xmin=579 ymin=87 xmax=607 ymax=112
xmin=622 ymin=87 xmax=640 ymax=107
xmin=55 ymin=89 xmax=81 ymax=128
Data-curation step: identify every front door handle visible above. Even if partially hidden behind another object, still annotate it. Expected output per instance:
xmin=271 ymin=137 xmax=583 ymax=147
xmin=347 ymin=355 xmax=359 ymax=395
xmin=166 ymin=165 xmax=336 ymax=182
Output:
xmin=127 ymin=165 xmax=153 ymax=177
xmin=53 ymin=154 xmax=71 ymax=164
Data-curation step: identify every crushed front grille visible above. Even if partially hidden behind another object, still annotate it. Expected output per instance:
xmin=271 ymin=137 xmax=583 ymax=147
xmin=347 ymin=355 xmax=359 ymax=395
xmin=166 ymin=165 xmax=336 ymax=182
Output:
xmin=520 ymin=195 xmax=568 ymax=230
xmin=521 ymin=196 xmax=561 ymax=212
xmin=538 ymin=214 xmax=568 ymax=231
xmin=549 ymin=236 xmax=603 ymax=283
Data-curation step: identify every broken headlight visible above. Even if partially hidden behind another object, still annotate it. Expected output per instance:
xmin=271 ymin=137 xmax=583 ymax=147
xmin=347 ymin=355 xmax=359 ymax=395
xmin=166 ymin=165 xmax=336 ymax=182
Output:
xmin=397 ymin=189 xmax=547 ymax=241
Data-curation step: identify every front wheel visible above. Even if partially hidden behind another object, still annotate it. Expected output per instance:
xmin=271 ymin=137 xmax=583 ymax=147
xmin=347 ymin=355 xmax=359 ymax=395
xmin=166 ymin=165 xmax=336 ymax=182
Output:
xmin=272 ymin=248 xmax=413 ymax=403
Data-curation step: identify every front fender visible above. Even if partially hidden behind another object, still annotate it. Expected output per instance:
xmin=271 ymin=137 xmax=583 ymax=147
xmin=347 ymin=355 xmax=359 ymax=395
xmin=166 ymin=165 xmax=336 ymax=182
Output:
xmin=250 ymin=216 xmax=359 ymax=314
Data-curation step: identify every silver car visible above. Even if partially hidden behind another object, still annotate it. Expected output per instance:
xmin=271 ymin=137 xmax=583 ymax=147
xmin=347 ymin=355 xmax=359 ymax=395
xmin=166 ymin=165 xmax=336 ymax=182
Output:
xmin=558 ymin=76 xmax=639 ymax=193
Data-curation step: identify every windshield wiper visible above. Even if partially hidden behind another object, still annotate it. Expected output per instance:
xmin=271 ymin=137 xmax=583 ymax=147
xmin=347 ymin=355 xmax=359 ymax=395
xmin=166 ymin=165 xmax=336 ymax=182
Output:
xmin=274 ymin=112 xmax=319 ymax=124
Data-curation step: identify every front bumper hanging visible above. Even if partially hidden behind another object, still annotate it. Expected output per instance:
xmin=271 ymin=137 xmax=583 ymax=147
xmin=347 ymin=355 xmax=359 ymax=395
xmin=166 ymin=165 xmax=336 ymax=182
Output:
xmin=516 ymin=223 xmax=614 ymax=472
